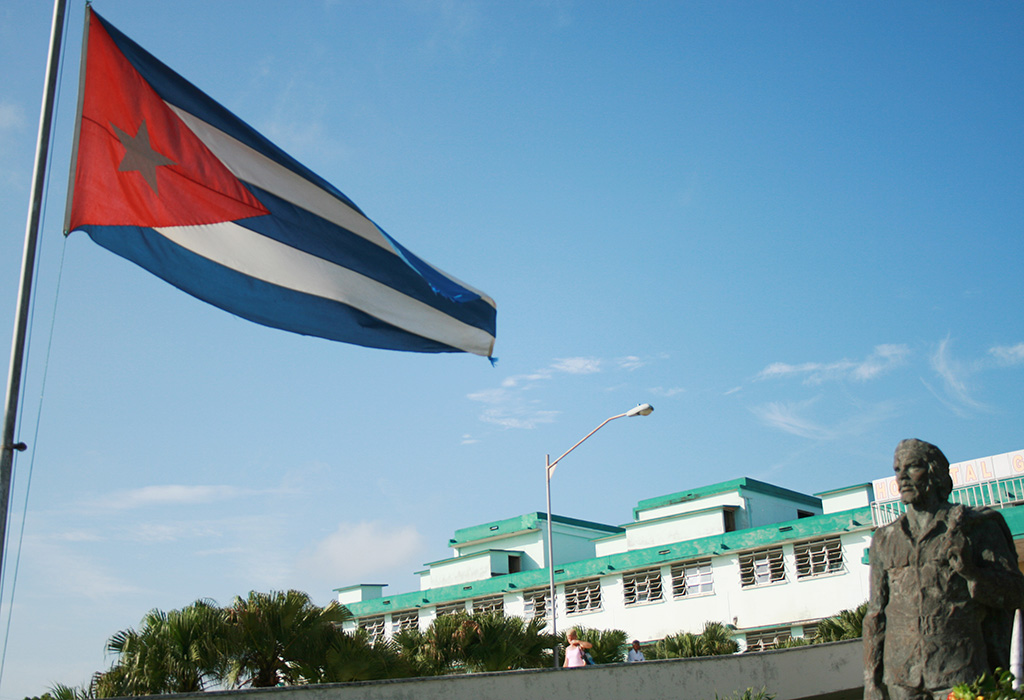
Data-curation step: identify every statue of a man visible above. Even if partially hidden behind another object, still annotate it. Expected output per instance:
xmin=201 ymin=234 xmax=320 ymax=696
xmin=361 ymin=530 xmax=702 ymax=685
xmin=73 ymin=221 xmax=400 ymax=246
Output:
xmin=864 ymin=439 xmax=1024 ymax=700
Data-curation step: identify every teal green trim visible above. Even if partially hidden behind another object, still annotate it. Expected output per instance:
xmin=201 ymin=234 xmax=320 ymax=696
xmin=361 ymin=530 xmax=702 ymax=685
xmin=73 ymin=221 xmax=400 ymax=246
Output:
xmin=633 ymin=478 xmax=822 ymax=520
xmin=344 ymin=506 xmax=874 ymax=618
xmin=448 ymin=512 xmax=622 ymax=547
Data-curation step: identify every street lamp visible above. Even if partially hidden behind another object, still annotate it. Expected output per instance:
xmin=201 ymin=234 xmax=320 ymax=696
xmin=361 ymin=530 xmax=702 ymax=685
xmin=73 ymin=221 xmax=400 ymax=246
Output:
xmin=545 ymin=403 xmax=653 ymax=668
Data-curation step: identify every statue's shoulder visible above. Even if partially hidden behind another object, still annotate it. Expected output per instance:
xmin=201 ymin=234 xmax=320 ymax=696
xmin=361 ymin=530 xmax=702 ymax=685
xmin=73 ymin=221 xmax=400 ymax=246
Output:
xmin=871 ymin=516 xmax=903 ymax=550
xmin=953 ymin=503 xmax=1015 ymax=546
xmin=955 ymin=502 xmax=1009 ymax=526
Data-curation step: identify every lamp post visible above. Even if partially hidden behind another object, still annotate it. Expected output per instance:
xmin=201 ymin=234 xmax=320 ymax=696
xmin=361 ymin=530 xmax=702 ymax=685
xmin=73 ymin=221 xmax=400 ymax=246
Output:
xmin=545 ymin=403 xmax=653 ymax=668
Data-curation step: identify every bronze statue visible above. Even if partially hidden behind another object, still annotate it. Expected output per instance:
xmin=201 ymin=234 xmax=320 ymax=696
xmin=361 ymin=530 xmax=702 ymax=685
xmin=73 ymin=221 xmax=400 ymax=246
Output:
xmin=864 ymin=439 xmax=1024 ymax=700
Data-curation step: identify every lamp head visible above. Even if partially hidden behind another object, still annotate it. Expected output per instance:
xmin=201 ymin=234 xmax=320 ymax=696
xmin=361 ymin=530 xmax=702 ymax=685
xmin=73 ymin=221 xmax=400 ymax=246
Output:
xmin=626 ymin=403 xmax=654 ymax=417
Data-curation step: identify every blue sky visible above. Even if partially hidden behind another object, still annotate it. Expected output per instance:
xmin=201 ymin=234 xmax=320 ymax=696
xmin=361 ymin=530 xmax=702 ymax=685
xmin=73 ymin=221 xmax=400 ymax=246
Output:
xmin=1 ymin=0 xmax=1023 ymax=696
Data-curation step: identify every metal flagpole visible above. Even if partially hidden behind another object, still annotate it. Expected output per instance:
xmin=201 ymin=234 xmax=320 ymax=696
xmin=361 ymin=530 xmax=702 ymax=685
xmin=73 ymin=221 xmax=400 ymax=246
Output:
xmin=0 ymin=0 xmax=69 ymax=584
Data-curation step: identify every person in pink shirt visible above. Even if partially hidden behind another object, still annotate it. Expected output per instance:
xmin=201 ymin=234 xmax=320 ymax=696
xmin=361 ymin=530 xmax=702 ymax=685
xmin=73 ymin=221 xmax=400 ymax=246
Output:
xmin=563 ymin=629 xmax=593 ymax=668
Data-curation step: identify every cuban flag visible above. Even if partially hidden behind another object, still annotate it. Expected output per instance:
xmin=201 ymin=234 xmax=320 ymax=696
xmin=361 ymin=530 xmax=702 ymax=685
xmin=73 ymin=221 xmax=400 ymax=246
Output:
xmin=65 ymin=9 xmax=496 ymax=357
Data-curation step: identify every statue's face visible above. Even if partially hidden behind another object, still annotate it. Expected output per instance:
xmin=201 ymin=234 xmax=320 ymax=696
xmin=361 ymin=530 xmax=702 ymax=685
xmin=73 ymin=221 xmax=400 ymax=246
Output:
xmin=894 ymin=451 xmax=938 ymax=507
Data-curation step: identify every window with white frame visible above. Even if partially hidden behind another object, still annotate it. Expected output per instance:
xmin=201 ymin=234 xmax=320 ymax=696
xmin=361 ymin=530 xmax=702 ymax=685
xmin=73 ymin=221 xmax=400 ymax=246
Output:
xmin=745 ymin=626 xmax=791 ymax=651
xmin=623 ymin=567 xmax=664 ymax=606
xmin=391 ymin=610 xmax=419 ymax=635
xmin=794 ymin=536 xmax=844 ymax=579
xmin=671 ymin=559 xmax=713 ymax=597
xmin=523 ymin=589 xmax=551 ymax=619
xmin=435 ymin=601 xmax=466 ymax=617
xmin=739 ymin=546 xmax=785 ymax=587
xmin=564 ymin=578 xmax=602 ymax=615
xmin=358 ymin=615 xmax=386 ymax=639
xmin=472 ymin=594 xmax=504 ymax=614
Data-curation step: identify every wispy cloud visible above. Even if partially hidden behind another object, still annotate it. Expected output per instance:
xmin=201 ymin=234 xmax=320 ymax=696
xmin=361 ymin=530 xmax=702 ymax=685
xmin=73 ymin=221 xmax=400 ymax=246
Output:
xmin=617 ymin=356 xmax=647 ymax=371
xmin=927 ymin=337 xmax=989 ymax=415
xmin=650 ymin=386 xmax=685 ymax=397
xmin=750 ymin=399 xmax=835 ymax=440
xmin=88 ymin=484 xmax=270 ymax=511
xmin=296 ymin=521 xmax=425 ymax=585
xmin=989 ymin=343 xmax=1024 ymax=366
xmin=0 ymin=102 xmax=25 ymax=131
xmin=756 ymin=344 xmax=909 ymax=385
xmin=0 ymin=100 xmax=28 ymax=184
xmin=24 ymin=536 xmax=140 ymax=600
xmin=551 ymin=357 xmax=602 ymax=374
xmin=468 ymin=354 xmax=668 ymax=430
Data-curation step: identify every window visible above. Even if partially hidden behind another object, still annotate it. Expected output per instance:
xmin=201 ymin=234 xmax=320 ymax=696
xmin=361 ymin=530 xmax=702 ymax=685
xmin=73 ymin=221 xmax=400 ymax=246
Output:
xmin=724 ymin=509 xmax=736 ymax=532
xmin=794 ymin=536 xmax=844 ymax=579
xmin=745 ymin=626 xmax=791 ymax=651
xmin=671 ymin=559 xmax=714 ymax=597
xmin=472 ymin=594 xmax=504 ymax=614
xmin=391 ymin=610 xmax=418 ymax=635
xmin=523 ymin=589 xmax=551 ymax=620
xmin=623 ymin=567 xmax=663 ymax=606
xmin=435 ymin=601 xmax=466 ymax=617
xmin=739 ymin=546 xmax=785 ymax=587
xmin=358 ymin=615 xmax=385 ymax=639
xmin=564 ymin=578 xmax=602 ymax=615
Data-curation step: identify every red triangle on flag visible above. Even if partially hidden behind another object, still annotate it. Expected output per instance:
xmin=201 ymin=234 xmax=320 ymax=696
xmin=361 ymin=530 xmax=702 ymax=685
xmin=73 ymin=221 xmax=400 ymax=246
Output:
xmin=69 ymin=10 xmax=268 ymax=230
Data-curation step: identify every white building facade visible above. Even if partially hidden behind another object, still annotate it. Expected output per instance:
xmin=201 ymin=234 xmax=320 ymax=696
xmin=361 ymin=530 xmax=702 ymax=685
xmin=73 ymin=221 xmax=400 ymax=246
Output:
xmin=337 ymin=448 xmax=1024 ymax=651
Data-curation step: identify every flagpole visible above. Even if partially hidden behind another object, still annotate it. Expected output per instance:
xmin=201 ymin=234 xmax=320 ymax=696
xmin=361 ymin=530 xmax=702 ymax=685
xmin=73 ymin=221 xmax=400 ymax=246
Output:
xmin=0 ymin=0 xmax=68 ymax=581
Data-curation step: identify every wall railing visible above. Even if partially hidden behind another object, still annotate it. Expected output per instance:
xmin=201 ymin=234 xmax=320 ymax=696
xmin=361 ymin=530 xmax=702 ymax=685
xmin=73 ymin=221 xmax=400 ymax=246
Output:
xmin=870 ymin=475 xmax=1024 ymax=527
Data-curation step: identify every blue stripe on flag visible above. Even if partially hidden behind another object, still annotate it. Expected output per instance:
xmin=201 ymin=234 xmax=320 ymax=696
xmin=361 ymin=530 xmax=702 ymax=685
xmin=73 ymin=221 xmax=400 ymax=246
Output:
xmin=234 ymin=187 xmax=495 ymax=331
xmin=81 ymin=224 xmax=467 ymax=353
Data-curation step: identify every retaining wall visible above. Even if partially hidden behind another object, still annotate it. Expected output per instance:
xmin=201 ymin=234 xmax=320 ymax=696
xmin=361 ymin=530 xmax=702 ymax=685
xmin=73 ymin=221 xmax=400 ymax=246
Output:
xmin=152 ymin=639 xmax=863 ymax=700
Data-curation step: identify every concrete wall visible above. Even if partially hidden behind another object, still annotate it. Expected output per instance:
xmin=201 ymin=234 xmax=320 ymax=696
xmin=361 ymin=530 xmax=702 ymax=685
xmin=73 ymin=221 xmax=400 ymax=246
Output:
xmin=163 ymin=640 xmax=863 ymax=700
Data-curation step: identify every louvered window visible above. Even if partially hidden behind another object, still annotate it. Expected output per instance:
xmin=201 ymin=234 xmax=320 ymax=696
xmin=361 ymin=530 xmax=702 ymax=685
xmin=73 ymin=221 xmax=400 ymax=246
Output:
xmin=745 ymin=626 xmax=791 ymax=651
xmin=435 ymin=601 xmax=466 ymax=617
xmin=739 ymin=546 xmax=785 ymax=587
xmin=623 ymin=568 xmax=663 ymax=606
xmin=794 ymin=536 xmax=844 ymax=578
xmin=564 ymin=578 xmax=602 ymax=615
xmin=391 ymin=610 xmax=418 ymax=635
xmin=358 ymin=615 xmax=385 ymax=639
xmin=523 ymin=589 xmax=551 ymax=619
xmin=670 ymin=559 xmax=713 ymax=597
xmin=472 ymin=594 xmax=504 ymax=614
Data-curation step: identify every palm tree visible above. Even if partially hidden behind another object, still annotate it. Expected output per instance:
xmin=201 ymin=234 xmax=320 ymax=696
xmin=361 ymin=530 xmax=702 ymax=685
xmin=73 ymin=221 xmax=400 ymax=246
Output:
xmin=419 ymin=612 xmax=473 ymax=675
xmin=649 ymin=631 xmax=702 ymax=659
xmin=222 ymin=590 xmax=351 ymax=687
xmin=105 ymin=599 xmax=228 ymax=695
xmin=698 ymin=621 xmax=739 ymax=656
xmin=814 ymin=602 xmax=867 ymax=642
xmin=564 ymin=626 xmax=628 ymax=665
xmin=459 ymin=612 xmax=554 ymax=671
xmin=48 ymin=684 xmax=91 ymax=700
xmin=292 ymin=628 xmax=417 ymax=683
xmin=650 ymin=621 xmax=738 ymax=659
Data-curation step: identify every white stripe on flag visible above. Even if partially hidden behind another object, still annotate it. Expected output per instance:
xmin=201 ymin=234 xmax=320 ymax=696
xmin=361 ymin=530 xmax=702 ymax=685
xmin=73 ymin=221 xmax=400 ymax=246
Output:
xmin=155 ymin=221 xmax=495 ymax=356
xmin=168 ymin=104 xmax=496 ymax=309
xmin=168 ymin=104 xmax=392 ymax=251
